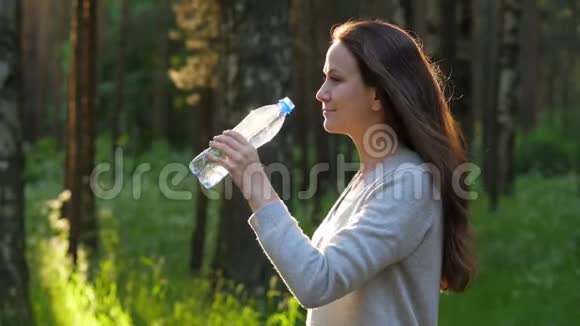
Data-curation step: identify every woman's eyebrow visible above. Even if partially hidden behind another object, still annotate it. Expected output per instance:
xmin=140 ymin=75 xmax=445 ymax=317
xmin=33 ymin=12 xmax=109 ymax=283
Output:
xmin=322 ymin=68 xmax=342 ymax=74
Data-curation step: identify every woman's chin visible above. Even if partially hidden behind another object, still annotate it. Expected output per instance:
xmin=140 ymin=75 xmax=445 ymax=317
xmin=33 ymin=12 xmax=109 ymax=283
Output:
xmin=323 ymin=119 xmax=344 ymax=134
xmin=323 ymin=121 xmax=336 ymax=133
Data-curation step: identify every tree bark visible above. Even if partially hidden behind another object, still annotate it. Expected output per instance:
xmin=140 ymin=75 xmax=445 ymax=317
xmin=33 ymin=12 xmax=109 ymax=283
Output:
xmin=170 ymin=0 xmax=220 ymax=275
xmin=496 ymin=0 xmax=521 ymax=194
xmin=481 ymin=0 xmax=502 ymax=210
xmin=413 ymin=0 xmax=428 ymax=41
xmin=64 ymin=0 xmax=98 ymax=262
xmin=21 ymin=0 xmax=38 ymax=143
xmin=191 ymin=88 xmax=214 ymax=272
xmin=53 ymin=0 xmax=71 ymax=149
xmin=518 ymin=0 xmax=539 ymax=130
xmin=440 ymin=0 xmax=474 ymax=153
xmin=111 ymin=0 xmax=128 ymax=151
xmin=0 ymin=0 xmax=34 ymax=322
xmin=560 ymin=0 xmax=578 ymax=137
xmin=151 ymin=0 xmax=171 ymax=141
xmin=36 ymin=0 xmax=52 ymax=140
xmin=289 ymin=0 xmax=313 ymax=208
xmin=214 ymin=0 xmax=291 ymax=292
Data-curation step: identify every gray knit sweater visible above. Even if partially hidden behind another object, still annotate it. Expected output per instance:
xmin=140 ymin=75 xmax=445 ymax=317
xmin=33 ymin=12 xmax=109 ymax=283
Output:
xmin=248 ymin=146 xmax=443 ymax=326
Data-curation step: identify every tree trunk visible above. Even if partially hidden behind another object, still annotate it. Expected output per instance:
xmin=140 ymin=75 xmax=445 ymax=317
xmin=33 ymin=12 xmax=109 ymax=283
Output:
xmin=151 ymin=0 xmax=171 ymax=141
xmin=458 ymin=0 xmax=475 ymax=150
xmin=559 ymin=0 xmax=578 ymax=136
xmin=214 ymin=0 xmax=291 ymax=292
xmin=440 ymin=0 xmax=474 ymax=153
xmin=413 ymin=0 xmax=428 ymax=41
xmin=496 ymin=0 xmax=521 ymax=195
xmin=0 ymin=0 xmax=34 ymax=322
xmin=170 ymin=0 xmax=220 ymax=275
xmin=64 ymin=0 xmax=98 ymax=262
xmin=289 ymin=0 xmax=313 ymax=208
xmin=481 ymin=0 xmax=502 ymax=210
xmin=111 ymin=0 xmax=128 ymax=151
xmin=191 ymin=88 xmax=214 ymax=272
xmin=20 ymin=0 xmax=57 ymax=142
xmin=21 ymin=0 xmax=38 ymax=143
xmin=309 ymin=0 xmax=368 ymax=215
xmin=359 ymin=0 xmax=407 ymax=27
xmin=36 ymin=0 xmax=51 ymax=140
xmin=518 ymin=0 xmax=539 ymax=130
xmin=53 ymin=0 xmax=71 ymax=149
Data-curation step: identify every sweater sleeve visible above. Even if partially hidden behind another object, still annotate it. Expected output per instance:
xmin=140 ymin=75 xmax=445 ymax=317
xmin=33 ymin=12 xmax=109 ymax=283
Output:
xmin=248 ymin=167 xmax=437 ymax=309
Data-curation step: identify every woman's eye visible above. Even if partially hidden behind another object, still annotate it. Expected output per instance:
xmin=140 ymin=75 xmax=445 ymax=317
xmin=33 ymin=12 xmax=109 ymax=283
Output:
xmin=322 ymin=74 xmax=340 ymax=82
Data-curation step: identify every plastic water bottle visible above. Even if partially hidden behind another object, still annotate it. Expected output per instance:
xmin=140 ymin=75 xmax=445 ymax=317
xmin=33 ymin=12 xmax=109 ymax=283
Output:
xmin=189 ymin=97 xmax=295 ymax=189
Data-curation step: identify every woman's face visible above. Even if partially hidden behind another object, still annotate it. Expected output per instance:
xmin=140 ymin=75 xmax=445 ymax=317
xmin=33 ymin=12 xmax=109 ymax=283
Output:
xmin=316 ymin=41 xmax=382 ymax=136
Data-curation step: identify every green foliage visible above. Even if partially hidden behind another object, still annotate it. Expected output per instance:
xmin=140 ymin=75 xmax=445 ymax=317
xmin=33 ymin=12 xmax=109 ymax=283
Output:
xmin=27 ymin=191 xmax=132 ymax=326
xmin=515 ymin=124 xmax=577 ymax=176
xmin=439 ymin=174 xmax=580 ymax=325
xmin=25 ymin=142 xmax=303 ymax=326
xmin=97 ymin=0 xmax=187 ymax=149
xmin=24 ymin=139 xmax=580 ymax=325
xmin=23 ymin=137 xmax=64 ymax=184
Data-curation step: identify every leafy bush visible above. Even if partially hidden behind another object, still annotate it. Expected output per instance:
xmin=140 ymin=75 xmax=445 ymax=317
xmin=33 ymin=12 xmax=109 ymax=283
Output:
xmin=439 ymin=175 xmax=580 ymax=325
xmin=25 ymin=159 xmax=303 ymax=325
xmin=24 ymin=137 xmax=64 ymax=184
xmin=516 ymin=125 xmax=576 ymax=176
xmin=28 ymin=191 xmax=132 ymax=326
xmin=26 ymin=136 xmax=580 ymax=325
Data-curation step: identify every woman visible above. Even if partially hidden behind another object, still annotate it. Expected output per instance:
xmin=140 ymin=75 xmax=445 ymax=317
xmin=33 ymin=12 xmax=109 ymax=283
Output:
xmin=206 ymin=20 xmax=476 ymax=326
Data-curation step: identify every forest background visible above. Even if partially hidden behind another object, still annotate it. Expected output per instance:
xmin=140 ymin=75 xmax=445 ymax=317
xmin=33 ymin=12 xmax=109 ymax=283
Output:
xmin=1 ymin=0 xmax=579 ymax=325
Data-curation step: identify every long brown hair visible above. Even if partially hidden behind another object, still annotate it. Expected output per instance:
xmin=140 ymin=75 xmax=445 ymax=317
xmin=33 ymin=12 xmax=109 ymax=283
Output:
xmin=332 ymin=20 xmax=477 ymax=292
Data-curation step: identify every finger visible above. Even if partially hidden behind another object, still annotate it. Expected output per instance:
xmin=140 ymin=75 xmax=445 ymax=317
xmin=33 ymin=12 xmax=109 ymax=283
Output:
xmin=213 ymin=133 xmax=244 ymax=151
xmin=220 ymin=131 xmax=256 ymax=159
xmin=223 ymin=130 xmax=250 ymax=146
xmin=210 ymin=130 xmax=242 ymax=146
xmin=206 ymin=151 xmax=234 ymax=171
xmin=208 ymin=140 xmax=243 ymax=162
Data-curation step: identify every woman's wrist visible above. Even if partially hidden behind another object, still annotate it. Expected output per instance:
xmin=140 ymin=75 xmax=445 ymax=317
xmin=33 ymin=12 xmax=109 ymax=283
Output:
xmin=246 ymin=169 xmax=280 ymax=212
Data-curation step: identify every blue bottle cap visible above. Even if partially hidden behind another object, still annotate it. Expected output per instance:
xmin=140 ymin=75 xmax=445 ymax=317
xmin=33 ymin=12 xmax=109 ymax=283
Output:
xmin=278 ymin=97 xmax=295 ymax=115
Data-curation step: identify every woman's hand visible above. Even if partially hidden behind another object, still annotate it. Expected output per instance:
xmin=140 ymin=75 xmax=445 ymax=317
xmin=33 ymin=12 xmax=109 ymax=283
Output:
xmin=206 ymin=130 xmax=280 ymax=211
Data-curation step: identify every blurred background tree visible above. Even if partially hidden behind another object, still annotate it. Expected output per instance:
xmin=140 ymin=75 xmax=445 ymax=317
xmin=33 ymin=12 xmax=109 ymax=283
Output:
xmin=4 ymin=0 xmax=580 ymax=324
xmin=63 ymin=0 xmax=99 ymax=263
xmin=0 ymin=0 xmax=34 ymax=323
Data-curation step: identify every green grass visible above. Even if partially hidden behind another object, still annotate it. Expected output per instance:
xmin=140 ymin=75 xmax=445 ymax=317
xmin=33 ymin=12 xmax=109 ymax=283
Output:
xmin=25 ymin=143 xmax=304 ymax=326
xmin=23 ymin=140 xmax=580 ymax=325
xmin=439 ymin=173 xmax=580 ymax=325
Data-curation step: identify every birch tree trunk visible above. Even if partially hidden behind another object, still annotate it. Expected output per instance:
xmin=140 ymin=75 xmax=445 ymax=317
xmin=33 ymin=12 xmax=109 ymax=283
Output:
xmin=496 ymin=0 xmax=522 ymax=194
xmin=0 ymin=0 xmax=34 ymax=321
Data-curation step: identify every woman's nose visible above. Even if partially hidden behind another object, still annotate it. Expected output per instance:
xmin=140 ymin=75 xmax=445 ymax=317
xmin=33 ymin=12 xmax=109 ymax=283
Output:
xmin=316 ymin=84 xmax=330 ymax=103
